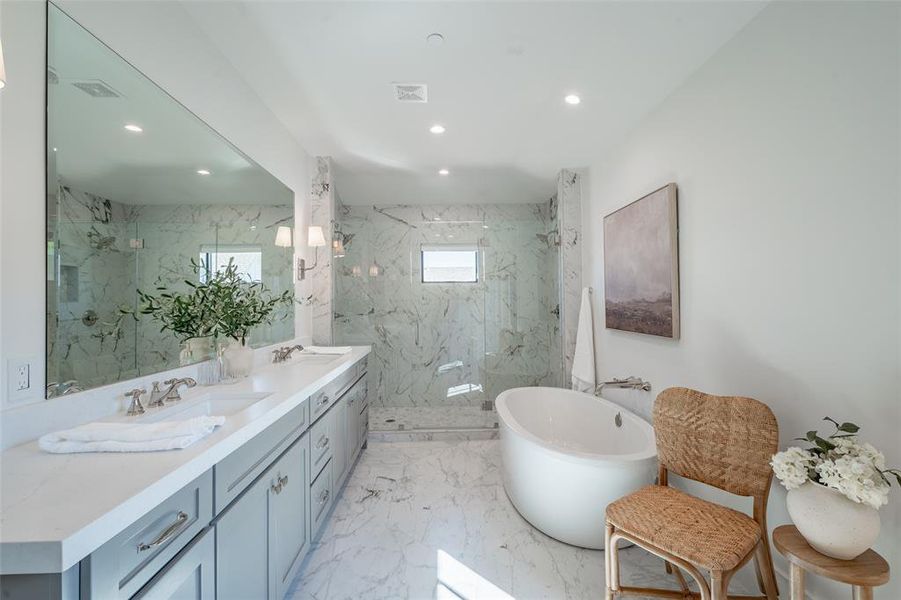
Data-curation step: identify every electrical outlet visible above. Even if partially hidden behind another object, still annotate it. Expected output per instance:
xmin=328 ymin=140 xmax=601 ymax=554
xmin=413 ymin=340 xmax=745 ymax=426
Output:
xmin=16 ymin=364 xmax=30 ymax=390
xmin=6 ymin=357 xmax=44 ymax=406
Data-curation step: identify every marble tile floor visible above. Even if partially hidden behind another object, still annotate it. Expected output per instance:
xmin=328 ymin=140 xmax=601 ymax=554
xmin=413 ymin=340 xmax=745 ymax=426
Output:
xmin=287 ymin=440 xmax=757 ymax=600
xmin=369 ymin=406 xmax=499 ymax=433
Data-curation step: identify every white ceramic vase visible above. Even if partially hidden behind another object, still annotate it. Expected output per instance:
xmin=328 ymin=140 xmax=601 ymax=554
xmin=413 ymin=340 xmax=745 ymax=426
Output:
xmin=786 ymin=481 xmax=880 ymax=560
xmin=221 ymin=340 xmax=254 ymax=379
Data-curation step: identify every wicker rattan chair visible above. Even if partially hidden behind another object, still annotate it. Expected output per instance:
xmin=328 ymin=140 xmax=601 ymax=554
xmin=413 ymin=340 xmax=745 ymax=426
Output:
xmin=604 ymin=387 xmax=780 ymax=600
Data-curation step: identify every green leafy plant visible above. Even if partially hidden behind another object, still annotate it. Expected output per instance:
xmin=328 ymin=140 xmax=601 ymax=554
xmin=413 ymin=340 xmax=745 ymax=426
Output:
xmin=131 ymin=259 xmax=293 ymax=345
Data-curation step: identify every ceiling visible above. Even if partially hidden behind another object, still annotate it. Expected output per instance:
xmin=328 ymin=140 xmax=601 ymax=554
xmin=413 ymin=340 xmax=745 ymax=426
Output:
xmin=184 ymin=1 xmax=766 ymax=205
xmin=49 ymin=3 xmax=292 ymax=206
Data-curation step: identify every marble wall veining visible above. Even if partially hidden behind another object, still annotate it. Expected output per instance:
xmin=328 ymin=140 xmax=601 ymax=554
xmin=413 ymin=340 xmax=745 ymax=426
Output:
xmin=557 ymin=169 xmax=583 ymax=384
xmin=131 ymin=203 xmax=294 ymax=376
xmin=47 ymin=184 xmax=294 ymax=391
xmin=333 ymin=202 xmax=563 ymax=430
xmin=47 ymin=186 xmax=138 ymax=390
xmin=310 ymin=156 xmax=335 ymax=345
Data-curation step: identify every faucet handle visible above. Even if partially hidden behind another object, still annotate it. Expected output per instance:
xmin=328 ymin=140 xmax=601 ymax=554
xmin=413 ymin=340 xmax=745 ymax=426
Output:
xmin=125 ymin=388 xmax=147 ymax=416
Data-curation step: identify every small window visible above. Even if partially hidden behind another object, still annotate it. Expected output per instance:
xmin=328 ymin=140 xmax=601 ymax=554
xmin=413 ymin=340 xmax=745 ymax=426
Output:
xmin=421 ymin=245 xmax=479 ymax=283
xmin=199 ymin=244 xmax=263 ymax=283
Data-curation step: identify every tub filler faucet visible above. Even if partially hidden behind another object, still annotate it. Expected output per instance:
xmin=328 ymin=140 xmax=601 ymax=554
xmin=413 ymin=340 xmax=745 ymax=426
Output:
xmin=595 ymin=376 xmax=652 ymax=395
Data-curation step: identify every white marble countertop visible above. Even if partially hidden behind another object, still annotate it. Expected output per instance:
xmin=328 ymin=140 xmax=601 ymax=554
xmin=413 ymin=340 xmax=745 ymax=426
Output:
xmin=0 ymin=346 xmax=370 ymax=575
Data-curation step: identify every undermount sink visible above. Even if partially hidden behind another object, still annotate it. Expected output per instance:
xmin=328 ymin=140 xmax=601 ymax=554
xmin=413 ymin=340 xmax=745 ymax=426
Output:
xmin=111 ymin=391 xmax=273 ymax=423
xmin=286 ymin=353 xmax=344 ymax=366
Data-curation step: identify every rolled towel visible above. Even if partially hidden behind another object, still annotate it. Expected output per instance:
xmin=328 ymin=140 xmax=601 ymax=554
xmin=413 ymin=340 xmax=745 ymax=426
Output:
xmin=302 ymin=346 xmax=352 ymax=355
xmin=39 ymin=416 xmax=225 ymax=454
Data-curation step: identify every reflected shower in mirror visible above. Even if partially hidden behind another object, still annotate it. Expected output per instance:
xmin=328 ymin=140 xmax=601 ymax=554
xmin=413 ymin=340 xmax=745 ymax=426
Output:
xmin=46 ymin=4 xmax=295 ymax=397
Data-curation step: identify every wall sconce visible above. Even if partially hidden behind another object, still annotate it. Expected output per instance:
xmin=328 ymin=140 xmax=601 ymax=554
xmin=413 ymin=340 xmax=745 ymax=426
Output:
xmin=297 ymin=226 xmax=326 ymax=280
xmin=0 ymin=37 xmax=6 ymax=90
xmin=274 ymin=226 xmax=293 ymax=248
xmin=332 ymin=238 xmax=346 ymax=258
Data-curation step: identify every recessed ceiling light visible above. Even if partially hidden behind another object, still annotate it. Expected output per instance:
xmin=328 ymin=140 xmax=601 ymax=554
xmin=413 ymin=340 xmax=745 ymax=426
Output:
xmin=197 ymin=169 xmax=211 ymax=176
xmin=426 ymin=33 xmax=445 ymax=46
xmin=564 ymin=94 xmax=581 ymax=105
xmin=430 ymin=124 xmax=446 ymax=135
xmin=124 ymin=124 xmax=143 ymax=133
xmin=438 ymin=169 xmax=449 ymax=176
xmin=52 ymin=147 xmax=58 ymax=152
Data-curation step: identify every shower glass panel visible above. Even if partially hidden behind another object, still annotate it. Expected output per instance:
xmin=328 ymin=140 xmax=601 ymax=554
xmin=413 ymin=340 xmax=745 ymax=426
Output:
xmin=333 ymin=200 xmax=563 ymax=432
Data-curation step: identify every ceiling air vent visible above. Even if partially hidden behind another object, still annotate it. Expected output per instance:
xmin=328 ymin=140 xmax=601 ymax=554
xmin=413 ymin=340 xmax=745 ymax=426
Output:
xmin=70 ymin=79 xmax=122 ymax=98
xmin=393 ymin=83 xmax=428 ymax=103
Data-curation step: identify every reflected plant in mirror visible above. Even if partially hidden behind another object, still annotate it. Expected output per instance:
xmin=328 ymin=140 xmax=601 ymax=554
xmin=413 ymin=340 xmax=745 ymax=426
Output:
xmin=132 ymin=259 xmax=293 ymax=380
xmin=45 ymin=4 xmax=295 ymax=395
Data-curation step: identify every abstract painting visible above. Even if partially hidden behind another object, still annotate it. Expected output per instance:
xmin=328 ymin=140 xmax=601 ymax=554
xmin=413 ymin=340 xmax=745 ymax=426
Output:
xmin=603 ymin=183 xmax=679 ymax=339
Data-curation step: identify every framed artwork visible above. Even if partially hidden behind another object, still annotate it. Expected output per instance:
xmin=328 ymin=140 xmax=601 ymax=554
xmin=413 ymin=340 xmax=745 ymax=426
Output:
xmin=603 ymin=183 xmax=679 ymax=339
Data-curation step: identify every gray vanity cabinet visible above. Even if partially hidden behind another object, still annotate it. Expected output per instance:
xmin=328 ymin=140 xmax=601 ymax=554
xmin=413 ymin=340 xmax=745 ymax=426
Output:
xmin=214 ymin=433 xmax=309 ymax=600
xmin=132 ymin=528 xmax=215 ymax=600
xmin=332 ymin=396 xmax=349 ymax=486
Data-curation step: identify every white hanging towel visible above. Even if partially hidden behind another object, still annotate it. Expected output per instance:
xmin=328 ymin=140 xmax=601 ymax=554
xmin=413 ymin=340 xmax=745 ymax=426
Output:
xmin=38 ymin=416 xmax=225 ymax=454
xmin=571 ymin=287 xmax=596 ymax=393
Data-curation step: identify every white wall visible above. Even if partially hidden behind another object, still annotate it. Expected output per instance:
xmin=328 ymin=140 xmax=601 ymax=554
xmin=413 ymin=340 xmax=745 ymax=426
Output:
xmin=584 ymin=2 xmax=899 ymax=598
xmin=0 ymin=1 xmax=313 ymax=411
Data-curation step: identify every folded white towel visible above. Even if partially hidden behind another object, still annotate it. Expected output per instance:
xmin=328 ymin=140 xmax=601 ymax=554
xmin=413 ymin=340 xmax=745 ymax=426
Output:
xmin=38 ymin=416 xmax=225 ymax=454
xmin=571 ymin=287 xmax=597 ymax=393
xmin=303 ymin=346 xmax=352 ymax=355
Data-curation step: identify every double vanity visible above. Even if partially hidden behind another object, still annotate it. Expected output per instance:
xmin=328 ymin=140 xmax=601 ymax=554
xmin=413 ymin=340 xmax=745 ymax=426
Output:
xmin=0 ymin=347 xmax=371 ymax=599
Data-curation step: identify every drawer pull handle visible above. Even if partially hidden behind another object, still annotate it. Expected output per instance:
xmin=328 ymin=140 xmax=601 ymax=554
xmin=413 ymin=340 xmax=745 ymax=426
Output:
xmin=138 ymin=511 xmax=189 ymax=552
xmin=271 ymin=474 xmax=289 ymax=494
xmin=316 ymin=435 xmax=330 ymax=450
xmin=317 ymin=395 xmax=330 ymax=407
xmin=319 ymin=489 xmax=330 ymax=505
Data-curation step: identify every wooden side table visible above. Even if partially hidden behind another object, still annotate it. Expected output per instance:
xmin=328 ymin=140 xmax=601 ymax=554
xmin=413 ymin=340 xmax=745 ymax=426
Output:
xmin=773 ymin=525 xmax=890 ymax=600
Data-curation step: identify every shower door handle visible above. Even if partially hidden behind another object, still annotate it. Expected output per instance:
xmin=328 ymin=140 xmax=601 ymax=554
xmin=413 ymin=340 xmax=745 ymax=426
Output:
xmin=415 ymin=322 xmax=420 ymax=346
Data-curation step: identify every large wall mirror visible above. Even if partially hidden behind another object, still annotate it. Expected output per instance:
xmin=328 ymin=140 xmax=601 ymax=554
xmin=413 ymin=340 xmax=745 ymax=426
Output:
xmin=46 ymin=4 xmax=295 ymax=398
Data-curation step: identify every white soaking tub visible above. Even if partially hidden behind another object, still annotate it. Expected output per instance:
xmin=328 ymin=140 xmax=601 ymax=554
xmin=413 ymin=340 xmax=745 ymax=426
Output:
xmin=496 ymin=387 xmax=657 ymax=549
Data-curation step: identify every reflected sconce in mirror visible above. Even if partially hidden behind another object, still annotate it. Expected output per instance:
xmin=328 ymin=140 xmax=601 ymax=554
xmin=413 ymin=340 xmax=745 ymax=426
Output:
xmin=332 ymin=238 xmax=346 ymax=258
xmin=274 ymin=226 xmax=293 ymax=248
xmin=298 ymin=226 xmax=327 ymax=280
xmin=0 ymin=37 xmax=6 ymax=90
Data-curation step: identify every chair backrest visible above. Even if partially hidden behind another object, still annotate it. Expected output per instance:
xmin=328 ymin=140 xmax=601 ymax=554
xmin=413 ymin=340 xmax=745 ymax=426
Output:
xmin=653 ymin=387 xmax=778 ymax=498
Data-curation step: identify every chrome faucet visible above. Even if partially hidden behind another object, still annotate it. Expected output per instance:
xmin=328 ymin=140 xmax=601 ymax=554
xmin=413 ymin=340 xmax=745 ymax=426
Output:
xmin=46 ymin=380 xmax=82 ymax=398
xmin=161 ymin=377 xmax=197 ymax=403
xmin=595 ymin=376 xmax=652 ymax=395
xmin=272 ymin=344 xmax=304 ymax=363
xmin=125 ymin=388 xmax=147 ymax=416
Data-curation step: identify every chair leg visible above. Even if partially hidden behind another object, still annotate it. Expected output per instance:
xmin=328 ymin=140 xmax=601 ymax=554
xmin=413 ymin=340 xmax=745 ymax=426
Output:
xmin=605 ymin=521 xmax=616 ymax=599
xmin=754 ymin=540 xmax=779 ymax=600
xmin=710 ymin=570 xmax=726 ymax=600
xmin=761 ymin=532 xmax=780 ymax=597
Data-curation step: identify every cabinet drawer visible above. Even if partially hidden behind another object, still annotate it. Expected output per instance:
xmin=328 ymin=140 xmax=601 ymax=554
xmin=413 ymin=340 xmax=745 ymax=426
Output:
xmin=310 ymin=461 xmax=333 ymax=538
xmin=81 ymin=470 xmax=212 ymax=599
xmin=132 ymin=527 xmax=214 ymax=600
xmin=214 ymin=399 xmax=308 ymax=514
xmin=310 ymin=408 xmax=333 ymax=480
xmin=310 ymin=365 xmax=359 ymax=422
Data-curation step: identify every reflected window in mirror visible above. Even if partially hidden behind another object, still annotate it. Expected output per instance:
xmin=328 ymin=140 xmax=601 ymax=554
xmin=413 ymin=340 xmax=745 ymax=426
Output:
xmin=200 ymin=245 xmax=263 ymax=284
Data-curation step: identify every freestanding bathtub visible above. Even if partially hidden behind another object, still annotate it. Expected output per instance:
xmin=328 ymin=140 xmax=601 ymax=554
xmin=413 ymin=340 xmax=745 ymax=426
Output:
xmin=496 ymin=387 xmax=657 ymax=549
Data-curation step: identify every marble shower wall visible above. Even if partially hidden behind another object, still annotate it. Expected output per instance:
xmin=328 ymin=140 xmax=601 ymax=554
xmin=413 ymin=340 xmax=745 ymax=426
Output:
xmin=558 ymin=169 xmax=583 ymax=384
xmin=131 ymin=203 xmax=294 ymax=376
xmin=48 ymin=184 xmax=294 ymax=391
xmin=47 ymin=186 xmax=138 ymax=390
xmin=333 ymin=203 xmax=563 ymax=426
xmin=310 ymin=157 xmax=335 ymax=345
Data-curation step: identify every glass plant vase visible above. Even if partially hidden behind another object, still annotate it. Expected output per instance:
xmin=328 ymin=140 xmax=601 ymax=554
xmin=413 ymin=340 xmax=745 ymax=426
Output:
xmin=221 ymin=339 xmax=255 ymax=380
